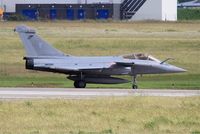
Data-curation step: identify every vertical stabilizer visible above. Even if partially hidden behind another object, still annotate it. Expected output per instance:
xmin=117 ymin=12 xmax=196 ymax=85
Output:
xmin=15 ymin=25 xmax=65 ymax=57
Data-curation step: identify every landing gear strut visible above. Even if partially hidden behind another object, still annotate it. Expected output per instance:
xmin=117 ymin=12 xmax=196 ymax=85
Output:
xmin=132 ymin=75 xmax=138 ymax=89
xmin=73 ymin=72 xmax=86 ymax=88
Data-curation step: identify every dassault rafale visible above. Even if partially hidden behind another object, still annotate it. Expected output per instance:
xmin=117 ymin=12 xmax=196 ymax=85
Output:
xmin=15 ymin=25 xmax=186 ymax=89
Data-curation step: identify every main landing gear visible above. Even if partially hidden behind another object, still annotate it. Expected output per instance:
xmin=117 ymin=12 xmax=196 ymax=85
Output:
xmin=74 ymin=80 xmax=86 ymax=88
xmin=73 ymin=72 xmax=86 ymax=88
xmin=132 ymin=75 xmax=138 ymax=89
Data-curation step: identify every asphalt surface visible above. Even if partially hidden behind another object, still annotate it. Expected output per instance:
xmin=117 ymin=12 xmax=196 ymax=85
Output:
xmin=0 ymin=88 xmax=199 ymax=100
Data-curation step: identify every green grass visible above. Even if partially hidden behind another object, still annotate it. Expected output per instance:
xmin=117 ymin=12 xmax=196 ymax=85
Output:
xmin=0 ymin=21 xmax=200 ymax=89
xmin=178 ymin=8 xmax=200 ymax=20
xmin=0 ymin=97 xmax=200 ymax=134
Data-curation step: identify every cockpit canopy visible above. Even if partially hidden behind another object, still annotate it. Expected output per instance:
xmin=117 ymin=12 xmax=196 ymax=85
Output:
xmin=123 ymin=53 xmax=161 ymax=62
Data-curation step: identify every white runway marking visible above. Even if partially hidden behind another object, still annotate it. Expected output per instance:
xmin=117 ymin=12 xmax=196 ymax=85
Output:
xmin=0 ymin=88 xmax=199 ymax=99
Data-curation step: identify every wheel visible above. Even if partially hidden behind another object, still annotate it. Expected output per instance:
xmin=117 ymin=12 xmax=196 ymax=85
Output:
xmin=78 ymin=80 xmax=86 ymax=88
xmin=74 ymin=80 xmax=86 ymax=88
xmin=132 ymin=84 xmax=138 ymax=89
xmin=74 ymin=81 xmax=79 ymax=88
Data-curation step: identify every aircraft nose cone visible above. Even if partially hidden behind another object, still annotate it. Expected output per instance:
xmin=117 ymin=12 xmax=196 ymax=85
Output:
xmin=167 ymin=65 xmax=187 ymax=73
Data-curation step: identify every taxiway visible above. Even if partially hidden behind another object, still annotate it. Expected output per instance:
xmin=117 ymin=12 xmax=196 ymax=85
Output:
xmin=0 ymin=88 xmax=199 ymax=100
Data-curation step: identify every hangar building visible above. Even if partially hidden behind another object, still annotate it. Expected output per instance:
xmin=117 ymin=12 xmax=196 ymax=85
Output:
xmin=0 ymin=0 xmax=177 ymax=21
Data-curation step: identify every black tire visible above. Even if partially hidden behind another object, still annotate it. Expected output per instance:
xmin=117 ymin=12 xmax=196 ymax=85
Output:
xmin=74 ymin=80 xmax=86 ymax=88
xmin=132 ymin=85 xmax=138 ymax=89
xmin=74 ymin=81 xmax=79 ymax=88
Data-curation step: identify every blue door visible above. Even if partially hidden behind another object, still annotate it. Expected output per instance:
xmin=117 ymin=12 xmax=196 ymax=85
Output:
xmin=22 ymin=9 xmax=37 ymax=20
xmin=77 ymin=9 xmax=85 ymax=20
xmin=96 ymin=9 xmax=109 ymax=19
xmin=50 ymin=9 xmax=57 ymax=20
xmin=66 ymin=9 xmax=74 ymax=20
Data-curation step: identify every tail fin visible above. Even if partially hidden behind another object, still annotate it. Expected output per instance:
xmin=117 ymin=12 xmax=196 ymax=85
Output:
xmin=15 ymin=25 xmax=65 ymax=57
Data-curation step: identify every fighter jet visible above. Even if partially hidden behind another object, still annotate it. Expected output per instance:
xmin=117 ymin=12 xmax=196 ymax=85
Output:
xmin=14 ymin=25 xmax=186 ymax=89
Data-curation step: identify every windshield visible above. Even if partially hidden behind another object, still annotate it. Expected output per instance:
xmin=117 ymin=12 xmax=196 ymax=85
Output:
xmin=123 ymin=53 xmax=160 ymax=62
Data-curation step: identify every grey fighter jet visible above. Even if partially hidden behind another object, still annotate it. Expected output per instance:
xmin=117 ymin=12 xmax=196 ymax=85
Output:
xmin=15 ymin=25 xmax=186 ymax=89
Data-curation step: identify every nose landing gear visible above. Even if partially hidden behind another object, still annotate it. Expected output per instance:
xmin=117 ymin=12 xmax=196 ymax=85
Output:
xmin=132 ymin=75 xmax=138 ymax=89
